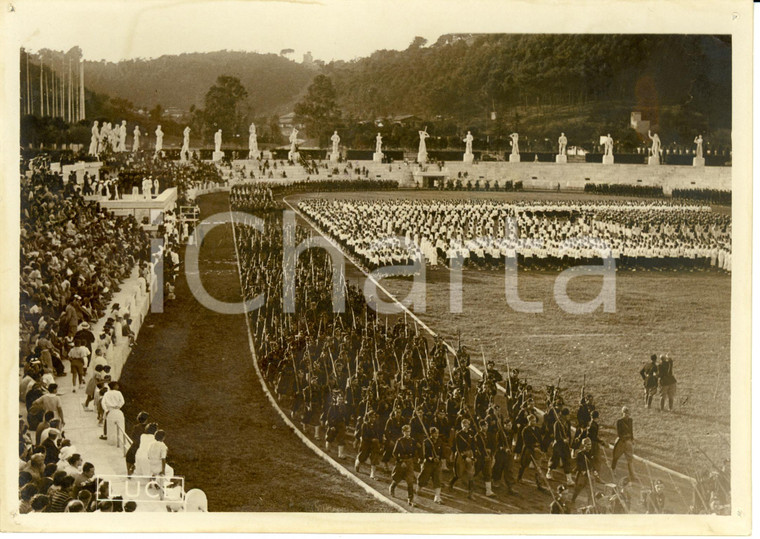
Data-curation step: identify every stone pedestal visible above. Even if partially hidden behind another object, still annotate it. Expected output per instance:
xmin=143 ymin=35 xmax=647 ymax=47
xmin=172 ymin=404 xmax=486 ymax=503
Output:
xmin=373 ymin=152 xmax=384 ymax=163
xmin=417 ymin=151 xmax=428 ymax=165
xmin=288 ymin=151 xmax=300 ymax=162
xmin=248 ymin=151 xmax=260 ymax=160
xmin=555 ymin=154 xmax=567 ymax=164
xmin=693 ymin=157 xmax=705 ymax=167
xmin=648 ymin=155 xmax=660 ymax=166
xmin=463 ymin=152 xmax=474 ymax=164
xmin=329 ymin=151 xmax=340 ymax=163
xmin=602 ymin=155 xmax=614 ymax=165
xmin=212 ymin=150 xmax=224 ymax=162
xmin=509 ymin=153 xmax=521 ymax=163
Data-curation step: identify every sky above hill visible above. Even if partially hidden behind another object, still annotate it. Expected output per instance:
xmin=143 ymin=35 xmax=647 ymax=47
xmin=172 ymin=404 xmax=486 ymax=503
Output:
xmin=10 ymin=0 xmax=741 ymax=64
xmin=13 ymin=0 xmax=446 ymax=62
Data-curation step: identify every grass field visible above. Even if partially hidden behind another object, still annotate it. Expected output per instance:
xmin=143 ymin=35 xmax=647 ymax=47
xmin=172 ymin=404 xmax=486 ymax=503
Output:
xmin=290 ymin=190 xmax=731 ymax=475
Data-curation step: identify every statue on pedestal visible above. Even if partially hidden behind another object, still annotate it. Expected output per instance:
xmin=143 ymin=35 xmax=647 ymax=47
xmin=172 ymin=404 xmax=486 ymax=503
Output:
xmin=509 ymin=132 xmax=520 ymax=156
xmin=155 ymin=125 xmax=164 ymax=155
xmin=214 ymin=129 xmax=222 ymax=153
xmin=88 ymin=121 xmax=99 ymax=156
xmin=288 ymin=128 xmax=299 ymax=161
xmin=648 ymin=130 xmax=661 ymax=157
xmin=694 ymin=135 xmax=703 ymax=159
xmin=248 ymin=123 xmax=259 ymax=159
xmin=375 ymin=133 xmax=383 ymax=154
xmin=180 ymin=127 xmax=191 ymax=161
xmin=118 ymin=121 xmax=127 ymax=152
xmin=464 ymin=131 xmax=474 ymax=154
xmin=604 ymin=134 xmax=614 ymax=156
xmin=417 ymin=128 xmax=430 ymax=163
xmin=132 ymin=126 xmax=141 ymax=152
xmin=558 ymin=132 xmax=567 ymax=155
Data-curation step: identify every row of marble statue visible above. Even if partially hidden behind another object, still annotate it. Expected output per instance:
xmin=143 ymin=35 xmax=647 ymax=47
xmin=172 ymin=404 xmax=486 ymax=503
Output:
xmin=88 ymin=120 xmax=706 ymax=166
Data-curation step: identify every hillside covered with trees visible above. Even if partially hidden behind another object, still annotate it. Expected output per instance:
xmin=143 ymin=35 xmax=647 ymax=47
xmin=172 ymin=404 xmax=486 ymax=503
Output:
xmin=83 ymin=51 xmax=315 ymax=115
xmin=318 ymin=34 xmax=731 ymax=148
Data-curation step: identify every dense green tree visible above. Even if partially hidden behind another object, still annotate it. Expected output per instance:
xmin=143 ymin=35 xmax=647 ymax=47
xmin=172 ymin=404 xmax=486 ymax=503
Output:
xmin=294 ymin=74 xmax=341 ymax=146
xmin=200 ymin=75 xmax=249 ymax=143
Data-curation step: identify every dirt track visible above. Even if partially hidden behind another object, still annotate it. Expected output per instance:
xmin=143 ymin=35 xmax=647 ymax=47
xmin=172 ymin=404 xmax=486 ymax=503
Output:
xmin=119 ymin=192 xmax=389 ymax=512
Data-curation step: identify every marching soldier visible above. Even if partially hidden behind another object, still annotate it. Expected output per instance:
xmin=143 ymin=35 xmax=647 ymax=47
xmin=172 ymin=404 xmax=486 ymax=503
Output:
xmin=516 ymin=414 xmax=547 ymax=492
xmin=417 ymin=426 xmax=445 ymax=504
xmin=390 ymin=424 xmax=418 ymax=506
xmin=571 ymin=437 xmax=599 ymax=505
xmin=354 ymin=409 xmax=383 ymax=479
xmin=449 ymin=418 xmax=477 ymax=498
xmin=546 ymin=407 xmax=574 ymax=485
xmin=611 ymin=406 xmax=636 ymax=482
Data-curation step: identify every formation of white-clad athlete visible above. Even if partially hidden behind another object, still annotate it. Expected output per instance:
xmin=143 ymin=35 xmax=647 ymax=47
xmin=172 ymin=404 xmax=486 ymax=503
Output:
xmin=299 ymin=199 xmax=732 ymax=272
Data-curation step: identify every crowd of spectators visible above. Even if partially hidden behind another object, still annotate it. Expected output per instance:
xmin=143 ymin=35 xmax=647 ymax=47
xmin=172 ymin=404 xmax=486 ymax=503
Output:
xmin=672 ymin=188 xmax=731 ymax=206
xmin=584 ymin=183 xmax=665 ymax=198
xmin=19 ymin=149 xmax=200 ymax=513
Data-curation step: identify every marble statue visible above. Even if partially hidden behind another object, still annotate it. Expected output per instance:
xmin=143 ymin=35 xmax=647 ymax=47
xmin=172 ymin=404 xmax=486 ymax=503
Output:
xmin=558 ymin=133 xmax=567 ymax=156
xmin=375 ymin=133 xmax=383 ymax=154
xmin=181 ymin=126 xmax=191 ymax=161
xmin=464 ymin=131 xmax=474 ymax=154
xmin=89 ymin=121 xmax=100 ymax=155
xmin=155 ymin=125 xmax=164 ymax=155
xmin=288 ymin=128 xmax=299 ymax=161
xmin=132 ymin=126 xmax=141 ymax=152
xmin=118 ymin=121 xmax=127 ymax=152
xmin=248 ymin=123 xmax=259 ymax=159
xmin=418 ymin=128 xmax=430 ymax=163
xmin=509 ymin=132 xmax=520 ymax=155
xmin=331 ymin=131 xmax=340 ymax=154
xmin=648 ymin=130 xmax=661 ymax=156
xmin=604 ymin=134 xmax=614 ymax=156
xmin=214 ymin=129 xmax=222 ymax=153
xmin=694 ymin=135 xmax=703 ymax=159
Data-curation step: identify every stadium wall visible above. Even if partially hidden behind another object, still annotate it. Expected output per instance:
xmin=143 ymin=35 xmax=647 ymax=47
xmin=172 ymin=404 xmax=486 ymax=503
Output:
xmin=441 ymin=162 xmax=731 ymax=193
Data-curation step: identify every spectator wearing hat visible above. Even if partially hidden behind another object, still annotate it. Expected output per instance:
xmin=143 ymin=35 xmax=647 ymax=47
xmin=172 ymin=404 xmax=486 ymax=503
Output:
xmin=74 ymin=322 xmax=95 ymax=354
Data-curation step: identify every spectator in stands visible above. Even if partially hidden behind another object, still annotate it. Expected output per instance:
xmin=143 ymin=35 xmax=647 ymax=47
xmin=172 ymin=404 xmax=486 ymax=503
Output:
xmin=134 ymin=423 xmax=158 ymax=476
xmin=64 ymin=500 xmax=85 ymax=512
xmin=73 ymin=463 xmax=96 ymax=496
xmin=100 ymin=381 xmax=125 ymax=445
xmin=48 ymin=475 xmax=75 ymax=512
xmin=126 ymin=411 xmax=149 ymax=476
xmin=21 ymin=454 xmax=45 ymax=491
xmin=41 ymin=431 xmax=61 ymax=466
xmin=148 ymin=430 xmax=168 ymax=476
xmin=32 ymin=384 xmax=64 ymax=426
xmin=68 ymin=341 xmax=90 ymax=391
xmin=19 ymin=484 xmax=38 ymax=514
xmin=29 ymin=494 xmax=50 ymax=513
xmin=62 ymin=453 xmax=83 ymax=477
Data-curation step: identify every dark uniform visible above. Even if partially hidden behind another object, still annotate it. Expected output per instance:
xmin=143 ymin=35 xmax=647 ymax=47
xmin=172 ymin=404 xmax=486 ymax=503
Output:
xmin=390 ymin=429 xmax=418 ymax=504
xmin=517 ymin=420 xmax=545 ymax=491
